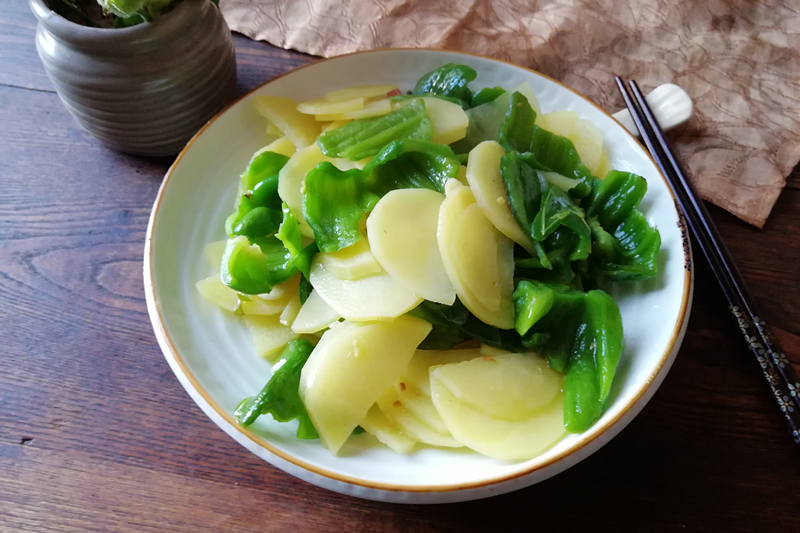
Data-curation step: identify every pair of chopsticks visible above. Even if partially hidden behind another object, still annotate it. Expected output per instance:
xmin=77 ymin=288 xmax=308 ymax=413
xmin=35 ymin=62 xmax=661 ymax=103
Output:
xmin=615 ymin=78 xmax=800 ymax=445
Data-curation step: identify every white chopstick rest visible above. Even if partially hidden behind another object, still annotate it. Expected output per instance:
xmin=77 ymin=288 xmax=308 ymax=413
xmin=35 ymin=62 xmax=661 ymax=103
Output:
xmin=612 ymin=83 xmax=693 ymax=136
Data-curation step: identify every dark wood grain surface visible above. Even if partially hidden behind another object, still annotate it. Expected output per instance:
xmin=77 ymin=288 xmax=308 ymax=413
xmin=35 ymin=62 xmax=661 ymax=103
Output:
xmin=2 ymin=4 xmax=799 ymax=531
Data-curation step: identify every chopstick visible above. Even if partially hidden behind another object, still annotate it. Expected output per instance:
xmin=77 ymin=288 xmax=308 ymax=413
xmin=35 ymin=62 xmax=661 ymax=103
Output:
xmin=615 ymin=77 xmax=800 ymax=445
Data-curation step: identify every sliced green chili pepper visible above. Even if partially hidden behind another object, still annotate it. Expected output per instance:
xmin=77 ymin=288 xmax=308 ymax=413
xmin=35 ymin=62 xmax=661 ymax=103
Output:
xmin=316 ymin=100 xmax=433 ymax=160
xmin=512 ymin=280 xmax=555 ymax=335
xmin=231 ymin=206 xmax=283 ymax=239
xmin=471 ymin=86 xmax=506 ymax=107
xmin=240 ymin=150 xmax=290 ymax=192
xmin=412 ymin=63 xmax=477 ymax=106
xmin=235 ymin=339 xmax=318 ymax=439
xmin=250 ymin=173 xmax=282 ymax=208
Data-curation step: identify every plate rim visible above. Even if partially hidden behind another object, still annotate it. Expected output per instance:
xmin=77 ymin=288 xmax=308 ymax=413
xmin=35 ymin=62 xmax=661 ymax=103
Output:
xmin=144 ymin=47 xmax=693 ymax=494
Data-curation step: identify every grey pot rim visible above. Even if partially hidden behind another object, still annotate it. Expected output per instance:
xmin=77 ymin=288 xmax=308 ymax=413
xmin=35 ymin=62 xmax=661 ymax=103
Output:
xmin=29 ymin=0 xmax=209 ymax=47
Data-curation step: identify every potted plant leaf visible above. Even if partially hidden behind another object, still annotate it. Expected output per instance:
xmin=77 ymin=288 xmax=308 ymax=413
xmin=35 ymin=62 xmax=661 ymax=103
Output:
xmin=30 ymin=0 xmax=237 ymax=156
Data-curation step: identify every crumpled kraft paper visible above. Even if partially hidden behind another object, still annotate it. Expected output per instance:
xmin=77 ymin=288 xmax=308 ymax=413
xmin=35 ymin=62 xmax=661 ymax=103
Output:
xmin=221 ymin=0 xmax=800 ymax=227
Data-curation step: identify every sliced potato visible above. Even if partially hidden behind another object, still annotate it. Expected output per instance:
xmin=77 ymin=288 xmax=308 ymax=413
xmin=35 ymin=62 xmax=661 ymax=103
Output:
xmin=437 ymin=179 xmax=515 ymax=329
xmin=318 ymin=237 xmax=382 ymax=280
xmin=279 ymin=292 xmax=302 ymax=326
xmin=196 ymin=275 xmax=239 ymax=312
xmin=455 ymin=165 xmax=468 ymax=185
xmin=342 ymin=99 xmax=393 ymax=120
xmin=309 ymin=259 xmax=422 ymax=321
xmin=243 ymin=314 xmax=298 ymax=362
xmin=323 ymin=85 xmax=398 ymax=102
xmin=479 ymin=344 xmax=513 ymax=357
xmin=396 ymin=97 xmax=468 ymax=145
xmin=596 ymin=150 xmax=611 ymax=179
xmin=377 ymin=387 xmax=462 ymax=448
xmin=401 ymin=349 xmax=482 ymax=396
xmin=568 ymin=118 xmax=604 ymax=175
xmin=240 ymin=293 xmax=292 ymax=315
xmin=278 ymin=145 xmax=327 ymax=238
xmin=431 ymin=379 xmax=566 ymax=461
xmin=291 ymin=290 xmax=341 ymax=334
xmin=203 ymin=240 xmax=227 ymax=272
xmin=299 ymin=316 xmax=432 ymax=454
xmin=465 ymin=140 xmax=532 ymax=250
xmin=259 ymin=136 xmax=297 ymax=158
xmin=265 ymin=119 xmax=283 ymax=137
xmin=298 ymin=96 xmax=365 ymax=116
xmin=360 ymin=404 xmax=417 ymax=454
xmin=432 ymin=354 xmax=561 ymax=420
xmin=253 ymin=95 xmax=322 ymax=148
xmin=537 ymin=110 xmax=578 ymax=138
xmin=367 ymin=189 xmax=455 ymax=305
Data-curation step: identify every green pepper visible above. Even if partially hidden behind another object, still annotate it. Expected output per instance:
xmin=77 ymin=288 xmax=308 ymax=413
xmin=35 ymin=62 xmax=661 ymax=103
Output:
xmin=586 ymin=171 xmax=661 ymax=281
xmin=231 ymin=206 xmax=283 ymax=239
xmin=499 ymin=92 xmax=537 ymax=153
xmin=240 ymin=150 xmax=290 ymax=192
xmin=512 ymin=280 xmax=555 ymax=335
xmin=250 ymin=173 xmax=282 ymax=208
xmin=412 ymin=63 xmax=477 ymax=106
xmin=225 ymin=195 xmax=256 ymax=236
xmin=220 ymin=235 xmax=294 ymax=295
xmin=316 ymin=100 xmax=433 ymax=160
xmin=235 ymin=339 xmax=318 ymax=439
xmin=533 ymin=180 xmax=591 ymax=261
xmin=471 ymin=86 xmax=506 ymax=107
xmin=518 ymin=287 xmax=623 ymax=432
xmin=275 ymin=203 xmax=316 ymax=278
xmin=303 ymin=140 xmax=460 ymax=252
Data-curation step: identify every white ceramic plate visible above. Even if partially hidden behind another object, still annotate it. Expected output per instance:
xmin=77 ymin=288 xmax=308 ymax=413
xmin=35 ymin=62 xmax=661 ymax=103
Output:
xmin=144 ymin=49 xmax=693 ymax=504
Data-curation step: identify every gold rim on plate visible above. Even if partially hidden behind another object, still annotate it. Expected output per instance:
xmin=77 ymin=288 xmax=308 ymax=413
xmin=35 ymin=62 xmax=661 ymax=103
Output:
xmin=144 ymin=48 xmax=693 ymax=494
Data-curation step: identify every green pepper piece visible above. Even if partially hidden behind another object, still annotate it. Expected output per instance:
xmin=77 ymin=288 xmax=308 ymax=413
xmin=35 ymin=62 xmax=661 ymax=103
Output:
xmin=362 ymin=139 xmax=459 ymax=193
xmin=303 ymin=163 xmax=378 ymax=253
xmin=225 ymin=195 xmax=255 ymax=236
xmin=512 ymin=280 xmax=555 ymax=335
xmin=471 ymin=86 xmax=506 ymax=107
xmin=412 ymin=63 xmax=477 ymax=105
xmin=235 ymin=339 xmax=318 ymax=439
xmin=522 ymin=289 xmax=586 ymax=372
xmin=250 ymin=173 xmax=282 ymax=208
xmin=563 ymin=322 xmax=602 ymax=433
xmin=533 ymin=180 xmax=591 ymax=261
xmin=275 ymin=203 xmax=317 ymax=279
xmin=500 ymin=152 xmax=551 ymax=268
xmin=298 ymin=274 xmax=313 ymax=305
xmin=240 ymin=150 xmax=290 ymax=192
xmin=220 ymin=235 xmax=295 ymax=295
xmin=303 ymin=140 xmax=460 ymax=252
xmin=391 ymin=93 xmax=470 ymax=110
xmin=316 ymin=100 xmax=433 ymax=160
xmin=584 ymin=289 xmax=623 ymax=403
xmin=450 ymin=91 xmax=512 ymax=154
xmin=231 ymin=206 xmax=283 ymax=239
xmin=585 ymin=171 xmax=661 ymax=281
xmin=499 ymin=92 xmax=537 ymax=153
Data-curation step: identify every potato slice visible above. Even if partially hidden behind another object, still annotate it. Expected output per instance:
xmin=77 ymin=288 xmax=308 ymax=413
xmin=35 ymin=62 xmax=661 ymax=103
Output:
xmin=568 ymin=118 xmax=604 ymax=176
xmin=279 ymin=293 xmax=302 ymax=326
xmin=265 ymin=119 xmax=283 ymax=137
xmin=377 ymin=387 xmax=462 ymax=448
xmin=240 ymin=292 xmax=292 ymax=315
xmin=318 ymin=237 xmax=382 ymax=280
xmin=596 ymin=150 xmax=611 ymax=179
xmin=455 ymin=165 xmax=468 ymax=185
xmin=291 ymin=290 xmax=341 ymax=334
xmin=243 ymin=314 xmax=298 ymax=362
xmin=465 ymin=140 xmax=532 ymax=250
xmin=257 ymin=275 xmax=300 ymax=301
xmin=431 ymin=379 xmax=566 ymax=461
xmin=309 ymin=259 xmax=422 ymax=321
xmin=323 ymin=85 xmax=398 ymax=102
xmin=393 ymin=96 xmax=468 ymax=145
xmin=479 ymin=344 xmax=513 ymax=357
xmin=431 ymin=353 xmax=561 ymax=420
xmin=401 ymin=349 xmax=481 ymax=396
xmin=196 ymin=275 xmax=239 ymax=312
xmin=298 ymin=97 xmax=365 ymax=116
xmin=259 ymin=136 xmax=297 ymax=158
xmin=253 ymin=95 xmax=322 ymax=148
xmin=537 ymin=110 xmax=578 ymax=138
xmin=367 ymin=189 xmax=455 ymax=305
xmin=360 ymin=404 xmax=417 ymax=454
xmin=203 ymin=240 xmax=227 ymax=272
xmin=299 ymin=316 xmax=432 ymax=454
xmin=437 ymin=179 xmax=515 ymax=329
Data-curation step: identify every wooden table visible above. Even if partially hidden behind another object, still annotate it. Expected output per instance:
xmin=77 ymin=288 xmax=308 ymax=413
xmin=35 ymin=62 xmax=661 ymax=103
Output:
xmin=2 ymin=5 xmax=799 ymax=531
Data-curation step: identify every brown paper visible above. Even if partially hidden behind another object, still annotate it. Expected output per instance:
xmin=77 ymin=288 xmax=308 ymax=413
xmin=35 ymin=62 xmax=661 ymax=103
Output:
xmin=221 ymin=0 xmax=800 ymax=227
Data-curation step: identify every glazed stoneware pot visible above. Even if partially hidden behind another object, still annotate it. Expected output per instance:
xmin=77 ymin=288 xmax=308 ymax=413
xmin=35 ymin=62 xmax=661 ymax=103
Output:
xmin=30 ymin=0 xmax=237 ymax=156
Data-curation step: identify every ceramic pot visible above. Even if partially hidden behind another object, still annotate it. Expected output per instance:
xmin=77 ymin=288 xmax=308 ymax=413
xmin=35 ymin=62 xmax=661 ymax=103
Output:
xmin=30 ymin=0 xmax=237 ymax=156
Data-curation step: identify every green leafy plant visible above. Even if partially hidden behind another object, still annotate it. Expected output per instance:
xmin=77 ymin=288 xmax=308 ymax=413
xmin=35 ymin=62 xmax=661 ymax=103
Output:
xmin=49 ymin=0 xmax=218 ymax=28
